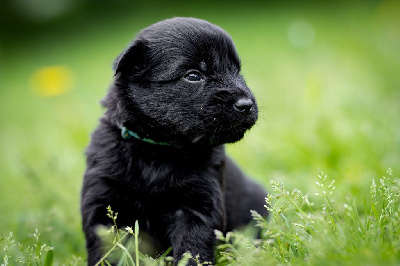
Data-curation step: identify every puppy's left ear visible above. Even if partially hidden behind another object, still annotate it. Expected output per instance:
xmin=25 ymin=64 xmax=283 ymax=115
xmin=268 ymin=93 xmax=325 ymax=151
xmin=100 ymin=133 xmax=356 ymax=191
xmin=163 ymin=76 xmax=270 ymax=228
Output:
xmin=113 ymin=39 xmax=148 ymax=76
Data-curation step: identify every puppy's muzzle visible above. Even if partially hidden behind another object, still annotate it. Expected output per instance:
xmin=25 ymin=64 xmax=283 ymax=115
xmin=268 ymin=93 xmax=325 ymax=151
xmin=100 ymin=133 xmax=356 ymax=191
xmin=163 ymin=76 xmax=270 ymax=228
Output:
xmin=233 ymin=98 xmax=254 ymax=115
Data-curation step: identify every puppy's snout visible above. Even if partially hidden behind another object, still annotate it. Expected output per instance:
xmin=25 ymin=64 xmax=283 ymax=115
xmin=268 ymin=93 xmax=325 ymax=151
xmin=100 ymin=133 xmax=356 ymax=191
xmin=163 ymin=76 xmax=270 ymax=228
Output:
xmin=233 ymin=98 xmax=254 ymax=115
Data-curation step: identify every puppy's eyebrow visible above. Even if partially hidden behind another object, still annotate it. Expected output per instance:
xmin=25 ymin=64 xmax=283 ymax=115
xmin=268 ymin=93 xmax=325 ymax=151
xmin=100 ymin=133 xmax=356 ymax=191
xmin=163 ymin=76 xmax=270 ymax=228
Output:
xmin=200 ymin=61 xmax=207 ymax=71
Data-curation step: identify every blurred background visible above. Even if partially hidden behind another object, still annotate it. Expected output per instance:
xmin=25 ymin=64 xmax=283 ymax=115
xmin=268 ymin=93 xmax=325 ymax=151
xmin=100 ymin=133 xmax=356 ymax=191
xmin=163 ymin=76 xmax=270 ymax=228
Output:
xmin=0 ymin=0 xmax=399 ymax=263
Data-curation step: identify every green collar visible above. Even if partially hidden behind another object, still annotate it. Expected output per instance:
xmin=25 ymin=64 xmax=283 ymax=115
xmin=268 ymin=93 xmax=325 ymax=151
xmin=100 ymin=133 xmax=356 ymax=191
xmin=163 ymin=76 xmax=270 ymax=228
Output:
xmin=120 ymin=126 xmax=171 ymax=146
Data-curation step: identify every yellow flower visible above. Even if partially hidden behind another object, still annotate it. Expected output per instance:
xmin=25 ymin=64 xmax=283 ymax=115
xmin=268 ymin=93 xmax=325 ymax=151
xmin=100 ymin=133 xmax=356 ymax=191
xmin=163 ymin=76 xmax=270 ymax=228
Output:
xmin=31 ymin=66 xmax=74 ymax=97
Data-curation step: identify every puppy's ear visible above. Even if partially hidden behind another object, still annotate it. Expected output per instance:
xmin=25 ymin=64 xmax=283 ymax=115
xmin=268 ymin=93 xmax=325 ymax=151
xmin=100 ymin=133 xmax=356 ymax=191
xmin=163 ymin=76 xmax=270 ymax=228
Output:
xmin=113 ymin=39 xmax=148 ymax=75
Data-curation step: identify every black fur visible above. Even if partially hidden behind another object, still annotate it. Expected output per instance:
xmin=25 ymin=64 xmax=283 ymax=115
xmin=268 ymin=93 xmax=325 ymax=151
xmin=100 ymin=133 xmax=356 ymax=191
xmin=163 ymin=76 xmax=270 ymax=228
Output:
xmin=81 ymin=17 xmax=268 ymax=265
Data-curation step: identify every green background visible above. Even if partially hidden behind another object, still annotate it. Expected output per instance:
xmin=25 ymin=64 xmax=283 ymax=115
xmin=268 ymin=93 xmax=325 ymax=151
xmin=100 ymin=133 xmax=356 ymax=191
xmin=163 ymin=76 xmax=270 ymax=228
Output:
xmin=0 ymin=0 xmax=399 ymax=262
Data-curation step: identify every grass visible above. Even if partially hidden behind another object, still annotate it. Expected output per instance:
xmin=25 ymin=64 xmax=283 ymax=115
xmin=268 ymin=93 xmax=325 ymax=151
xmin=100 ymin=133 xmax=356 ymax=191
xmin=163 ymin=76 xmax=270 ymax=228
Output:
xmin=215 ymin=169 xmax=400 ymax=265
xmin=0 ymin=0 xmax=399 ymax=265
xmin=4 ymin=169 xmax=397 ymax=265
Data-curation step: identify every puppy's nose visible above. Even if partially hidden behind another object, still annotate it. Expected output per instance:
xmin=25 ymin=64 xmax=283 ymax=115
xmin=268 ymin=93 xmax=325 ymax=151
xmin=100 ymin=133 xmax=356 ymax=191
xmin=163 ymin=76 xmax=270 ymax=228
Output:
xmin=233 ymin=98 xmax=254 ymax=114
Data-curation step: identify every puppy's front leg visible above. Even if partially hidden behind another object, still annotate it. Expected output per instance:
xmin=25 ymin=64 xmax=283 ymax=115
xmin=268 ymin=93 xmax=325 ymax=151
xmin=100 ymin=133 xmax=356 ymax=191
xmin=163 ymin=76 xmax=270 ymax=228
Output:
xmin=168 ymin=207 xmax=223 ymax=265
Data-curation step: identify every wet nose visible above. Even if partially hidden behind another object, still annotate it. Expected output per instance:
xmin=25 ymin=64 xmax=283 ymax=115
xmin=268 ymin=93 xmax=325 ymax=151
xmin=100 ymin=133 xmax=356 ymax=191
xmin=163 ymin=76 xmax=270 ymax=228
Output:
xmin=233 ymin=98 xmax=254 ymax=114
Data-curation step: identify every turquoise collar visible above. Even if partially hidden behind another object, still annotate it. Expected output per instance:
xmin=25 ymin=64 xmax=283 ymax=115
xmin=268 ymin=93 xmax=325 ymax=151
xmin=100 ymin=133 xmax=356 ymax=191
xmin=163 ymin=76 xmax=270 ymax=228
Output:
xmin=120 ymin=126 xmax=171 ymax=146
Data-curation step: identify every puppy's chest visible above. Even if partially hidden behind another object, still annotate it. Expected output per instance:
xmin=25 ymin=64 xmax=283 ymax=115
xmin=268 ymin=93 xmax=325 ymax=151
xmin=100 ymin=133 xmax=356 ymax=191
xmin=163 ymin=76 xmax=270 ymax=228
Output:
xmin=121 ymin=155 xmax=222 ymax=204
xmin=126 ymin=148 xmax=221 ymax=186
xmin=130 ymin=157 xmax=219 ymax=189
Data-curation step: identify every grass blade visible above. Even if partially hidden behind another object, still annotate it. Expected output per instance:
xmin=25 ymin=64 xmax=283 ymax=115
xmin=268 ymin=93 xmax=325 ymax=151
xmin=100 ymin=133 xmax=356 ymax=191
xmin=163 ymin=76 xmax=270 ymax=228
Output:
xmin=44 ymin=249 xmax=54 ymax=266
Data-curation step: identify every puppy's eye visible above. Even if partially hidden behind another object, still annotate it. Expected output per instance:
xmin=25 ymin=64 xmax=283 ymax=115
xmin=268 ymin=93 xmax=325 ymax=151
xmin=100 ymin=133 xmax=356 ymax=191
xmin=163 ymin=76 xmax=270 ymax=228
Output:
xmin=184 ymin=71 xmax=202 ymax=82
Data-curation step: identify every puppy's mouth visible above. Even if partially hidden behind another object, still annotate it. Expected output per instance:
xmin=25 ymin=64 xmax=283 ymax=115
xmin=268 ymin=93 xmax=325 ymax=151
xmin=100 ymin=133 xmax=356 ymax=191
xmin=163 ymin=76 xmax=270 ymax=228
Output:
xmin=187 ymin=97 xmax=258 ymax=145
xmin=215 ymin=120 xmax=255 ymax=144
xmin=192 ymin=112 xmax=257 ymax=145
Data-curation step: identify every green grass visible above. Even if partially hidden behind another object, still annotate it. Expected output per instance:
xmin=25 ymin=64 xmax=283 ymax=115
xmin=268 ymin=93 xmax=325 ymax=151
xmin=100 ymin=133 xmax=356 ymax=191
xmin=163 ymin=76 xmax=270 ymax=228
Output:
xmin=216 ymin=169 xmax=400 ymax=265
xmin=0 ymin=0 xmax=399 ymax=265
xmin=5 ymin=169 xmax=396 ymax=265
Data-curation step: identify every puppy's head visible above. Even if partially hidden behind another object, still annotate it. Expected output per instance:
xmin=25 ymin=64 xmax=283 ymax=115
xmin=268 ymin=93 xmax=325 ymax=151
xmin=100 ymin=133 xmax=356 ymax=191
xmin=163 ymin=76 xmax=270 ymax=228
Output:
xmin=104 ymin=17 xmax=258 ymax=146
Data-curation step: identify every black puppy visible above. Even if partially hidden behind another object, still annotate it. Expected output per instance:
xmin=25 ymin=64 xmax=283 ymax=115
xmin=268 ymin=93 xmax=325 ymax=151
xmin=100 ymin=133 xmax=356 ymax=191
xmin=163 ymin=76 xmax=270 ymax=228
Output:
xmin=81 ymin=17 xmax=268 ymax=265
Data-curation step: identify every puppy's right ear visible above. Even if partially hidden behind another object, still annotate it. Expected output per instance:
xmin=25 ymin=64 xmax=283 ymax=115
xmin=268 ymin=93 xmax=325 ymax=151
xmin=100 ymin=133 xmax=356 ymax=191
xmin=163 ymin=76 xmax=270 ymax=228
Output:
xmin=113 ymin=39 xmax=148 ymax=76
